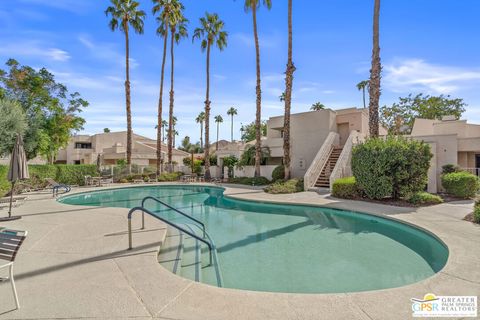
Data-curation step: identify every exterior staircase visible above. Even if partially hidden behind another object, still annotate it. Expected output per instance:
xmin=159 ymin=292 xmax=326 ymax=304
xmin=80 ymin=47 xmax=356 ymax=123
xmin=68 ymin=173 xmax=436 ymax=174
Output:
xmin=315 ymin=147 xmax=343 ymax=188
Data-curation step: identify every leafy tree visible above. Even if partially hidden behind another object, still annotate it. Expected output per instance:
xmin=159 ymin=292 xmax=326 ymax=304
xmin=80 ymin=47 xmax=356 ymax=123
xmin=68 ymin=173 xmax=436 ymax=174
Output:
xmin=0 ymin=59 xmax=88 ymax=160
xmin=283 ymin=0 xmax=295 ymax=180
xmin=226 ymin=107 xmax=237 ymax=142
xmin=244 ymin=0 xmax=271 ymax=177
xmin=103 ymin=128 xmax=111 ymax=133
xmin=193 ymin=12 xmax=228 ymax=180
xmin=0 ymin=99 xmax=27 ymax=157
xmin=214 ymin=115 xmax=223 ymax=150
xmin=222 ymin=155 xmax=238 ymax=178
xmin=240 ymin=121 xmax=267 ymax=142
xmin=238 ymin=145 xmax=270 ymax=167
xmin=380 ymin=93 xmax=467 ymax=134
xmin=105 ymin=0 xmax=146 ymax=164
xmin=195 ymin=111 xmax=205 ymax=148
xmin=310 ymin=102 xmax=325 ymax=111
xmin=356 ymin=80 xmax=369 ymax=109
xmin=368 ymin=0 xmax=381 ymax=137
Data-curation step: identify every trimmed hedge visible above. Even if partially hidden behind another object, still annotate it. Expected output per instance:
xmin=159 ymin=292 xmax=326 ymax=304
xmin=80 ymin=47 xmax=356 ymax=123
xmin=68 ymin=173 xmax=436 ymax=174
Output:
xmin=332 ymin=177 xmax=358 ymax=199
xmin=352 ymin=137 xmax=432 ymax=200
xmin=271 ymin=165 xmax=285 ymax=182
xmin=0 ymin=166 xmax=9 ymax=197
xmin=264 ymin=179 xmax=304 ymax=194
xmin=228 ymin=177 xmax=270 ymax=186
xmin=442 ymin=172 xmax=480 ymax=199
xmin=56 ymin=165 xmax=98 ymax=185
xmin=158 ymin=172 xmax=183 ymax=182
xmin=407 ymin=192 xmax=443 ymax=206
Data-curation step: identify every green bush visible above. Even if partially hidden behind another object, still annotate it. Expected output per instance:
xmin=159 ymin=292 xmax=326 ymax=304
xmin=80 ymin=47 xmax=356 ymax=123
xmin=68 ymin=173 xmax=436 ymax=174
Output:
xmin=473 ymin=199 xmax=480 ymax=223
xmin=442 ymin=172 xmax=480 ymax=199
xmin=408 ymin=192 xmax=443 ymax=205
xmin=0 ymin=165 xmax=10 ymax=197
xmin=352 ymin=136 xmax=432 ymax=200
xmin=158 ymin=172 xmax=183 ymax=182
xmin=56 ymin=165 xmax=98 ymax=186
xmin=332 ymin=177 xmax=358 ymax=199
xmin=271 ymin=165 xmax=285 ymax=182
xmin=264 ymin=179 xmax=304 ymax=194
xmin=442 ymin=164 xmax=462 ymax=174
xmin=228 ymin=176 xmax=270 ymax=186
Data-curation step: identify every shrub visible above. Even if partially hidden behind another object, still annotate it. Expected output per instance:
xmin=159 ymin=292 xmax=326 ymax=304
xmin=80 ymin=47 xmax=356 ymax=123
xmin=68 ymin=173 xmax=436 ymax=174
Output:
xmin=222 ymin=156 xmax=238 ymax=178
xmin=474 ymin=199 xmax=480 ymax=223
xmin=119 ymin=178 xmax=128 ymax=183
xmin=352 ymin=136 xmax=432 ymax=200
xmin=0 ymin=165 xmax=10 ymax=197
xmin=56 ymin=165 xmax=98 ymax=186
xmin=271 ymin=165 xmax=285 ymax=182
xmin=332 ymin=177 xmax=358 ymax=199
xmin=408 ymin=192 xmax=443 ymax=206
xmin=265 ymin=179 xmax=304 ymax=194
xmin=442 ymin=164 xmax=462 ymax=175
xmin=158 ymin=172 xmax=183 ymax=182
xmin=228 ymin=176 xmax=270 ymax=186
xmin=442 ymin=172 xmax=480 ymax=199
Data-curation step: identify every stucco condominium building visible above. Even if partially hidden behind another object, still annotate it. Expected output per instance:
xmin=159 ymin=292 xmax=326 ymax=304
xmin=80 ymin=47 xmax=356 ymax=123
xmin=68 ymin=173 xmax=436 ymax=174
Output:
xmin=55 ymin=131 xmax=189 ymax=166
xmin=410 ymin=116 xmax=480 ymax=192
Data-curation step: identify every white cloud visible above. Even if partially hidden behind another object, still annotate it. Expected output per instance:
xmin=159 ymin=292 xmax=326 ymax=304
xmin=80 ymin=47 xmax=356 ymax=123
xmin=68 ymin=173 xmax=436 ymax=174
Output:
xmin=384 ymin=58 xmax=480 ymax=94
xmin=0 ymin=41 xmax=70 ymax=62
xmin=18 ymin=0 xmax=91 ymax=13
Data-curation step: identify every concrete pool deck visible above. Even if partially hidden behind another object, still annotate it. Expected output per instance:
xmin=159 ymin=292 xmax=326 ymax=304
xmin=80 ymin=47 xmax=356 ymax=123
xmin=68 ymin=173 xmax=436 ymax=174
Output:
xmin=0 ymin=183 xmax=478 ymax=319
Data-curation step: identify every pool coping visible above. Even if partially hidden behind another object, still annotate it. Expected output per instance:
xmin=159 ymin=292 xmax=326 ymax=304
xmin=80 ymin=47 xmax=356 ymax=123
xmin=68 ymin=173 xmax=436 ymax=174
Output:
xmin=1 ymin=182 xmax=478 ymax=319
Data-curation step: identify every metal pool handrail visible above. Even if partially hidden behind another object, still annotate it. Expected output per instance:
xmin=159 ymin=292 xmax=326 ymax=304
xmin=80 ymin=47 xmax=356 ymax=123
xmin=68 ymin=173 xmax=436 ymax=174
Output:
xmin=127 ymin=206 xmax=213 ymax=265
xmin=141 ymin=196 xmax=206 ymax=238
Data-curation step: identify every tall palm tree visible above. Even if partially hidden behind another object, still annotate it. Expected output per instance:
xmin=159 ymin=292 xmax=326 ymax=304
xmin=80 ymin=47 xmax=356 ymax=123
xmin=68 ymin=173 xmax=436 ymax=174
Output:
xmin=283 ymin=0 xmax=295 ymax=179
xmin=193 ymin=13 xmax=228 ymax=180
xmin=162 ymin=119 xmax=168 ymax=142
xmin=356 ymin=80 xmax=369 ymax=109
xmin=195 ymin=111 xmax=205 ymax=149
xmin=105 ymin=0 xmax=145 ymax=165
xmin=167 ymin=14 xmax=188 ymax=167
xmin=244 ymin=0 xmax=271 ymax=177
xmin=311 ymin=102 xmax=325 ymax=111
xmin=214 ymin=115 xmax=223 ymax=150
xmin=153 ymin=0 xmax=183 ymax=173
xmin=226 ymin=107 xmax=237 ymax=142
xmin=368 ymin=0 xmax=381 ymax=137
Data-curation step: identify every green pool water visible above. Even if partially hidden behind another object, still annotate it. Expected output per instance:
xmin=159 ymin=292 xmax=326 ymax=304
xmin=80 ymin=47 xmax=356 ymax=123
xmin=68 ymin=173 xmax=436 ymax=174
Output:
xmin=59 ymin=185 xmax=448 ymax=293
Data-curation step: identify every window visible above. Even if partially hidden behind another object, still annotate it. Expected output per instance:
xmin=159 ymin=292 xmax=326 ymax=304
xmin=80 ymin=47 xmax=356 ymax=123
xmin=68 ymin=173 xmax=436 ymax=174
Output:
xmin=75 ymin=142 xmax=92 ymax=149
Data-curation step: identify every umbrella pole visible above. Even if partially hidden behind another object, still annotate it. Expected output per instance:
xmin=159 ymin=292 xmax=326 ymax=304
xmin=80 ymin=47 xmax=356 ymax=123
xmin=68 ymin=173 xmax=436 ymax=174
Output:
xmin=8 ymin=181 xmax=15 ymax=217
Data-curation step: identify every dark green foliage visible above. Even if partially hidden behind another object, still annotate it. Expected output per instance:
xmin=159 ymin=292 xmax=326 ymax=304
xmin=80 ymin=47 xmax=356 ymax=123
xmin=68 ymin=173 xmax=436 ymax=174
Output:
xmin=407 ymin=192 xmax=443 ymax=206
xmin=332 ymin=177 xmax=358 ymax=199
xmin=28 ymin=165 xmax=59 ymax=187
xmin=55 ymin=165 xmax=98 ymax=185
xmin=222 ymin=155 xmax=238 ymax=178
xmin=441 ymin=172 xmax=480 ymax=199
xmin=240 ymin=121 xmax=267 ymax=142
xmin=474 ymin=199 xmax=480 ymax=223
xmin=441 ymin=164 xmax=462 ymax=174
xmin=158 ymin=172 xmax=183 ymax=182
xmin=352 ymin=137 xmax=432 ymax=200
xmin=238 ymin=145 xmax=270 ymax=166
xmin=228 ymin=176 xmax=270 ymax=186
xmin=271 ymin=165 xmax=285 ymax=182
xmin=264 ymin=179 xmax=304 ymax=194
xmin=0 ymin=166 xmax=10 ymax=197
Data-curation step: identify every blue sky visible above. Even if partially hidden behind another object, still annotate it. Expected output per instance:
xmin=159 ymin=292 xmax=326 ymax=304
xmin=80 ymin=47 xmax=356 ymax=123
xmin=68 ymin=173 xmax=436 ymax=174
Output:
xmin=1 ymin=0 xmax=480 ymax=144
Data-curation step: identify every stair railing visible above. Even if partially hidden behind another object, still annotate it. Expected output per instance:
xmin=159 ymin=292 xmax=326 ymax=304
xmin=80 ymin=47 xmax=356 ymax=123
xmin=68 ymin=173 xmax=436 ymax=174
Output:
xmin=329 ymin=130 xmax=364 ymax=189
xmin=304 ymin=132 xmax=339 ymax=190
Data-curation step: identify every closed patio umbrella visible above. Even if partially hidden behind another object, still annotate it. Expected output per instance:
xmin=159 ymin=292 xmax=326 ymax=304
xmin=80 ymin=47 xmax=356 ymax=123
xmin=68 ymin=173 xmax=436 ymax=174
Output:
xmin=1 ymin=134 xmax=29 ymax=221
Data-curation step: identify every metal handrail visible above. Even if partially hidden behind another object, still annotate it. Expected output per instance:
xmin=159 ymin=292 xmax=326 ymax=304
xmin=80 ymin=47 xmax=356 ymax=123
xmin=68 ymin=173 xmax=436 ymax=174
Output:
xmin=141 ymin=196 xmax=206 ymax=238
xmin=127 ymin=206 xmax=213 ymax=265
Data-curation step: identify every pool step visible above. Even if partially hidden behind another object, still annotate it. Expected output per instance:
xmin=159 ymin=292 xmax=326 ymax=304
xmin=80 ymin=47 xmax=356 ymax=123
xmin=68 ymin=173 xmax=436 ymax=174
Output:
xmin=179 ymin=231 xmax=202 ymax=283
xmin=158 ymin=226 xmax=184 ymax=275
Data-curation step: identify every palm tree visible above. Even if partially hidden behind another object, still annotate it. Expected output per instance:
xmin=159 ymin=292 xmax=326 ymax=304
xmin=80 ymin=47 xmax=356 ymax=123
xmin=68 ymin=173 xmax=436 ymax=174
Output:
xmin=173 ymin=129 xmax=179 ymax=147
xmin=167 ymin=13 xmax=188 ymax=167
xmin=368 ymin=0 xmax=381 ymax=137
xmin=195 ymin=111 xmax=205 ymax=149
xmin=193 ymin=13 xmax=228 ymax=180
xmin=311 ymin=102 xmax=325 ymax=111
xmin=244 ymin=0 xmax=271 ymax=178
xmin=162 ymin=119 xmax=168 ymax=142
xmin=356 ymin=80 xmax=369 ymax=109
xmin=283 ymin=0 xmax=295 ymax=179
xmin=105 ymin=0 xmax=145 ymax=165
xmin=226 ymin=107 xmax=237 ymax=142
xmin=214 ymin=115 xmax=223 ymax=150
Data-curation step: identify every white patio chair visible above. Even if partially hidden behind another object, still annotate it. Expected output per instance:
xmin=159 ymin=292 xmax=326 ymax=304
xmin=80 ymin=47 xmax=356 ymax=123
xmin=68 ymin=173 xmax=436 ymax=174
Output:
xmin=0 ymin=229 xmax=27 ymax=309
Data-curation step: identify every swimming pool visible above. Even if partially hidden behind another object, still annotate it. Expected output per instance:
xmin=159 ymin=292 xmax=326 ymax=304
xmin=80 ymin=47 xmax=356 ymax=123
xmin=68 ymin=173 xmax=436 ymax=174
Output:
xmin=59 ymin=185 xmax=448 ymax=294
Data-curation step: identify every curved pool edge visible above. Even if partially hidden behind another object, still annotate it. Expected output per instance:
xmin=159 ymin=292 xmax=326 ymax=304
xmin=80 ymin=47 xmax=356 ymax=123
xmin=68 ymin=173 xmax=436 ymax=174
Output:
xmin=56 ymin=183 xmax=454 ymax=295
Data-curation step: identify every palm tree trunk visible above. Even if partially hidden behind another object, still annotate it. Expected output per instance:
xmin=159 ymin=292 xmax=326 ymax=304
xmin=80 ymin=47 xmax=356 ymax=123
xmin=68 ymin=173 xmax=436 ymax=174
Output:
xmin=216 ymin=122 xmax=219 ymax=151
xmin=168 ymin=27 xmax=175 ymax=169
xmin=124 ymin=21 xmax=132 ymax=165
xmin=362 ymin=87 xmax=366 ymax=109
xmin=156 ymin=23 xmax=169 ymax=175
xmin=368 ymin=0 xmax=381 ymax=137
xmin=204 ymin=43 xmax=212 ymax=180
xmin=252 ymin=5 xmax=262 ymax=178
xmin=200 ymin=123 xmax=203 ymax=149
xmin=283 ymin=0 xmax=295 ymax=180
xmin=230 ymin=115 xmax=234 ymax=142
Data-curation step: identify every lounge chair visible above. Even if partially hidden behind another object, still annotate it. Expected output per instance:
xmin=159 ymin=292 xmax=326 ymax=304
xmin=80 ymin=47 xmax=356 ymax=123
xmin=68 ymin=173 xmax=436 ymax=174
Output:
xmin=45 ymin=178 xmax=71 ymax=196
xmin=0 ymin=229 xmax=27 ymax=309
